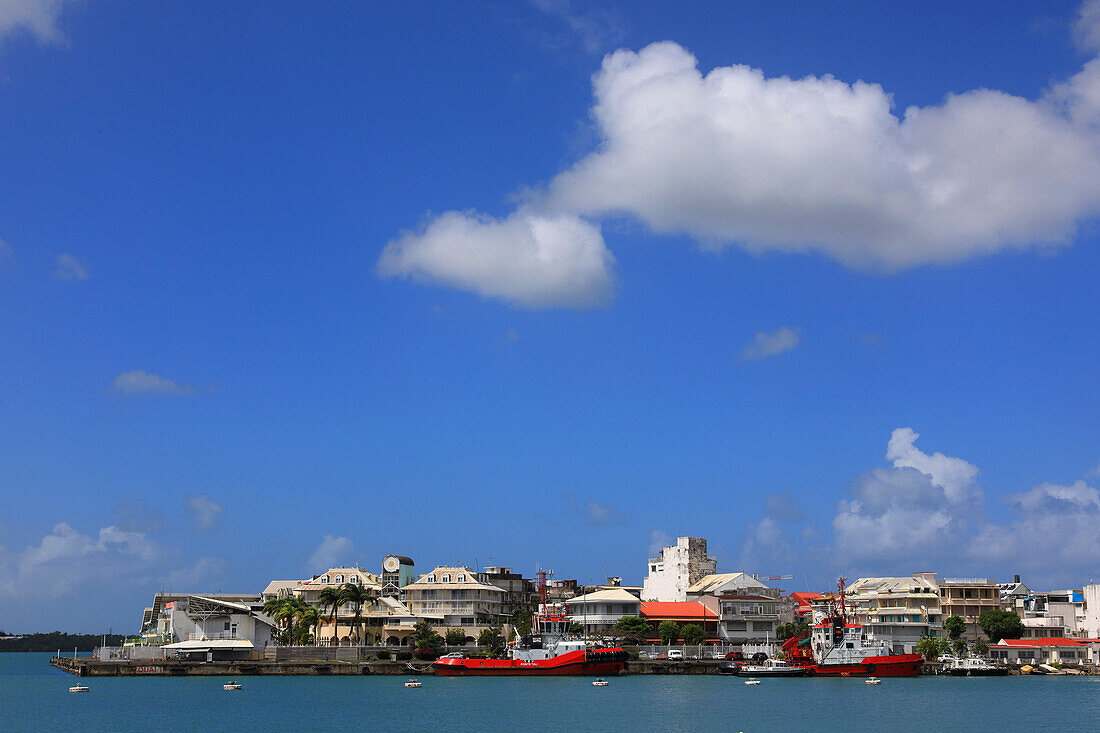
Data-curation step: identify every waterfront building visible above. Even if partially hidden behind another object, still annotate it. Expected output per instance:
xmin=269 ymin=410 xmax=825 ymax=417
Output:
xmin=260 ymin=580 xmax=302 ymax=601
xmin=715 ymin=586 xmax=784 ymax=643
xmin=401 ymin=565 xmax=508 ymax=639
xmin=565 ymin=588 xmax=642 ymax=637
xmin=998 ymin=575 xmax=1031 ymax=609
xmin=642 ymin=537 xmax=717 ymax=602
xmin=138 ymin=593 xmax=273 ymax=660
xmin=1013 ymin=590 xmax=1085 ymax=638
xmin=934 ymin=577 xmax=1000 ymax=640
xmin=685 ymin=572 xmax=767 ymax=600
xmin=294 ymin=567 xmax=384 ymax=644
xmin=639 ymin=601 xmax=720 ymax=641
xmin=990 ymin=637 xmax=1096 ymax=666
xmin=846 ymin=573 xmax=942 ymax=654
xmin=788 ymin=592 xmax=823 ymax=623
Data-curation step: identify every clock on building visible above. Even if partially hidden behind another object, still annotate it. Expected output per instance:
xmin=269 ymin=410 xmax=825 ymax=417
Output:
xmin=383 ymin=555 xmax=400 ymax=573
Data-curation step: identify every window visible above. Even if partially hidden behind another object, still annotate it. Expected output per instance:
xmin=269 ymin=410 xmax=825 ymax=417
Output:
xmin=457 ymin=574 xmax=465 ymax=583
xmin=335 ymin=575 xmax=344 ymax=583
xmin=322 ymin=576 xmax=329 ymax=584
xmin=350 ymin=575 xmax=358 ymax=584
xmin=427 ymin=575 xmax=436 ymax=583
xmin=442 ymin=574 xmax=451 ymax=583
xmin=224 ymin=621 xmax=230 ymax=631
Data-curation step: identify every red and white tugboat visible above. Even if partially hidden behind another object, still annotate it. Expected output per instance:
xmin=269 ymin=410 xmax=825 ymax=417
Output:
xmin=433 ymin=572 xmax=628 ymax=677
xmin=783 ymin=578 xmax=922 ymax=677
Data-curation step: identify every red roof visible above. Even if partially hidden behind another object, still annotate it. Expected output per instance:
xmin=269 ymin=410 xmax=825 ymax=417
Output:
xmin=640 ymin=601 xmax=718 ymax=621
xmin=998 ymin=638 xmax=1085 ymax=647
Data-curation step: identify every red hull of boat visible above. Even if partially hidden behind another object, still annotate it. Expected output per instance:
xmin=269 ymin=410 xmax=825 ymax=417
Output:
xmin=802 ymin=654 xmax=923 ymax=677
xmin=433 ymin=649 xmax=626 ymax=676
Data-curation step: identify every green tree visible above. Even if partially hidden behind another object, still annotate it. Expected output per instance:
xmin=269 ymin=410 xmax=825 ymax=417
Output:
xmin=568 ymin=622 xmax=584 ymax=635
xmin=681 ymin=624 xmax=705 ymax=646
xmin=412 ymin=620 xmax=443 ymax=660
xmin=944 ymin=615 xmax=966 ymax=640
xmin=971 ymin=638 xmax=989 ymax=655
xmin=445 ymin=627 xmax=467 ymax=646
xmin=318 ymin=587 xmax=344 ymax=645
xmin=916 ymin=637 xmax=941 ymax=661
xmin=613 ymin=616 xmax=652 ymax=644
xmin=978 ymin=610 xmax=1025 ymax=643
xmin=776 ymin=620 xmax=810 ymax=640
xmin=338 ymin=582 xmax=373 ymax=645
xmin=478 ymin=626 xmax=506 ymax=657
xmin=295 ymin=605 xmax=319 ymax=645
xmin=951 ymin=638 xmax=968 ymax=657
xmin=512 ymin=608 xmax=532 ymax=638
xmin=658 ymin=620 xmax=680 ymax=645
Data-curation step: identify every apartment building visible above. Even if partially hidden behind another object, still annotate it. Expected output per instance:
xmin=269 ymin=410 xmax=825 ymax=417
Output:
xmin=846 ymin=573 xmax=942 ymax=654
xmin=566 ymin=588 xmax=641 ymax=636
xmin=936 ymin=577 xmax=999 ymax=640
xmin=401 ymin=565 xmax=507 ymax=636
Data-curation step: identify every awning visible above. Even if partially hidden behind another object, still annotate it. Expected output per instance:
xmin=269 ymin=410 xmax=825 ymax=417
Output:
xmin=162 ymin=639 xmax=255 ymax=651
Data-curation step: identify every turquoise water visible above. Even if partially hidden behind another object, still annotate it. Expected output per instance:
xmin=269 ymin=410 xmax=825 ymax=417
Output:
xmin=3 ymin=653 xmax=1099 ymax=732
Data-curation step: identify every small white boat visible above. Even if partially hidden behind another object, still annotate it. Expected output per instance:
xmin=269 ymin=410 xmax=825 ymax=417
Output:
xmin=223 ymin=681 xmax=243 ymax=691
xmin=592 ymin=678 xmax=609 ymax=687
xmin=744 ymin=678 xmax=761 ymax=686
xmin=68 ymin=685 xmax=90 ymax=693
xmin=865 ymin=677 xmax=881 ymax=685
xmin=404 ymin=679 xmax=422 ymax=688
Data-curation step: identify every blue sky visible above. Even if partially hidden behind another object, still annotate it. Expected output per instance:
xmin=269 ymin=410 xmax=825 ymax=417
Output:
xmin=1 ymin=0 xmax=1098 ymax=631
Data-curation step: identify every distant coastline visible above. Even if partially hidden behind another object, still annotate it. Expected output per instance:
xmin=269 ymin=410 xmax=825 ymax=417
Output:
xmin=0 ymin=632 xmax=124 ymax=653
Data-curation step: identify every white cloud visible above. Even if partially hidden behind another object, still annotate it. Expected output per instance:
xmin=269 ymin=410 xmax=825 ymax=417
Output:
xmin=110 ymin=369 xmax=196 ymax=396
xmin=545 ymin=40 xmax=1100 ymax=269
xmin=186 ymin=494 xmax=224 ymax=532
xmin=647 ymin=529 xmax=672 ymax=556
xmin=566 ymin=495 xmax=626 ymax=525
xmin=309 ymin=535 xmax=355 ymax=570
xmin=739 ymin=326 xmax=800 ymax=361
xmin=53 ymin=253 xmax=88 ymax=281
xmin=165 ymin=557 xmax=227 ymax=589
xmin=0 ymin=0 xmax=73 ymax=43
xmin=377 ymin=210 xmax=614 ymax=308
xmin=386 ymin=9 xmax=1100 ymax=306
xmin=0 ymin=238 xmax=11 ymax=268
xmin=2 ymin=522 xmax=163 ymax=598
xmin=763 ymin=492 xmax=803 ymax=522
xmin=886 ymin=427 xmax=981 ymax=504
xmin=1076 ymin=0 xmax=1100 ymax=52
xmin=529 ymin=0 xmax=626 ymax=55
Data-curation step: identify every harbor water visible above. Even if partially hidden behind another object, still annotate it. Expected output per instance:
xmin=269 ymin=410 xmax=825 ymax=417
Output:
xmin=3 ymin=653 xmax=1099 ymax=732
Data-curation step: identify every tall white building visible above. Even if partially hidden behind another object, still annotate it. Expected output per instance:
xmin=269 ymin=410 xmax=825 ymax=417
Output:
xmin=642 ymin=536 xmax=717 ymax=602
xmin=1081 ymin=585 xmax=1100 ymax=638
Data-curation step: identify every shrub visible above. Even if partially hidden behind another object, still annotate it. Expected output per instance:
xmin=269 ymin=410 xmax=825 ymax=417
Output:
xmin=375 ymin=651 xmax=391 ymax=661
xmin=396 ymin=651 xmax=413 ymax=661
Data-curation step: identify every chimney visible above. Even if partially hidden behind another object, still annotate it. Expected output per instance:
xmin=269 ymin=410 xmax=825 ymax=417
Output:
xmin=1015 ymin=574 xmax=1020 ymax=584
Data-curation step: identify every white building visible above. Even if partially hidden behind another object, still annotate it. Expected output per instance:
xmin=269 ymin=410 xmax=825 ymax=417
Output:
xmin=401 ymin=565 xmax=508 ymax=638
xmin=846 ymin=573 xmax=943 ymax=654
xmin=139 ymin=593 xmax=274 ymax=660
xmin=566 ymin=588 xmax=641 ymax=637
xmin=1084 ymin=584 xmax=1100 ymax=638
xmin=642 ymin=537 xmax=717 ymax=602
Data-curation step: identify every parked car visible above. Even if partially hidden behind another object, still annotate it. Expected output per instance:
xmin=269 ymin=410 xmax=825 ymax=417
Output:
xmin=725 ymin=651 xmax=744 ymax=661
xmin=705 ymin=650 xmax=724 ymax=659
xmin=438 ymin=652 xmax=465 ymax=659
xmin=667 ymin=650 xmax=684 ymax=661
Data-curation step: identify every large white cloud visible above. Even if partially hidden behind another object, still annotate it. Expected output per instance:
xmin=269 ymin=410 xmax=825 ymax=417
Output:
xmin=377 ymin=210 xmax=614 ymax=308
xmin=384 ymin=4 xmax=1100 ymax=306
xmin=545 ymin=40 xmax=1100 ymax=269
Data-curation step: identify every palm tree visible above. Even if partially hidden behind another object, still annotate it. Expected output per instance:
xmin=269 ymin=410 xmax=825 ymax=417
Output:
xmin=263 ymin=597 xmax=296 ymax=644
xmin=318 ymin=586 xmax=343 ymax=646
xmin=339 ymin=582 xmax=373 ymax=646
xmin=296 ymin=605 xmax=320 ymax=645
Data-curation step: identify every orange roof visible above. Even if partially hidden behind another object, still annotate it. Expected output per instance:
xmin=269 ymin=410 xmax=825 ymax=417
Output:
xmin=640 ymin=601 xmax=718 ymax=621
xmin=999 ymin=638 xmax=1085 ymax=647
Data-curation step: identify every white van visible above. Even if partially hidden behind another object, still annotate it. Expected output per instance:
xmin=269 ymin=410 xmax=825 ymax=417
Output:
xmin=667 ymin=650 xmax=684 ymax=661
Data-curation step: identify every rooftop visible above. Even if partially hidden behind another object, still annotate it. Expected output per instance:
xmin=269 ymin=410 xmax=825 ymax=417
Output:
xmin=640 ymin=601 xmax=718 ymax=621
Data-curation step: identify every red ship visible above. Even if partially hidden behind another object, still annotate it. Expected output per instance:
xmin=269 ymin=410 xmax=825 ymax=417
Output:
xmin=433 ymin=572 xmax=628 ymax=677
xmin=782 ymin=578 xmax=923 ymax=677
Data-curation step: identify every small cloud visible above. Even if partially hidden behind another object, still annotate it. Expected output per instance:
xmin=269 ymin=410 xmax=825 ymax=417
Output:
xmin=0 ymin=0 xmax=73 ymax=44
xmin=1087 ymin=459 xmax=1100 ymax=477
xmin=529 ymin=0 xmax=627 ymax=55
xmin=0 ymin=238 xmax=11 ymax=268
xmin=763 ymin=492 xmax=804 ymax=522
xmin=186 ymin=495 xmax=224 ymax=532
xmin=1075 ymin=0 xmax=1100 ymax=52
xmin=164 ymin=557 xmax=227 ymax=589
xmin=53 ymin=254 xmax=89 ymax=281
xmin=566 ymin=495 xmax=626 ymax=525
xmin=112 ymin=497 xmax=164 ymax=533
xmin=309 ymin=534 xmax=355 ymax=570
xmin=739 ymin=326 xmax=801 ymax=361
xmin=647 ymin=529 xmax=673 ymax=556
xmin=503 ymin=329 xmax=521 ymax=344
xmin=110 ymin=370 xmax=197 ymax=396
xmin=858 ymin=333 xmax=882 ymax=346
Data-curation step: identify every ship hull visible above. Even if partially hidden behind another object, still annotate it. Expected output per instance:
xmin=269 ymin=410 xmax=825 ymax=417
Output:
xmin=433 ymin=649 xmax=626 ymax=676
xmin=802 ymin=654 xmax=923 ymax=677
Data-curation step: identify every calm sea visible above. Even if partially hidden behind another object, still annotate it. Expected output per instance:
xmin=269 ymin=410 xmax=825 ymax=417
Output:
xmin=3 ymin=652 xmax=1099 ymax=732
